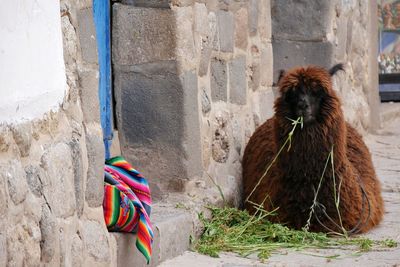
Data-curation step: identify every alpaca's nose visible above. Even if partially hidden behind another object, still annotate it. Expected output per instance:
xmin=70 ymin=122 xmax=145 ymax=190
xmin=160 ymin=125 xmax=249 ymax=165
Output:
xmin=298 ymin=99 xmax=309 ymax=110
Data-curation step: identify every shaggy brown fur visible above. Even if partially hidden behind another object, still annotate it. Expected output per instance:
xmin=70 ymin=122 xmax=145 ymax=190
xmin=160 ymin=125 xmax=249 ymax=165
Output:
xmin=242 ymin=65 xmax=384 ymax=233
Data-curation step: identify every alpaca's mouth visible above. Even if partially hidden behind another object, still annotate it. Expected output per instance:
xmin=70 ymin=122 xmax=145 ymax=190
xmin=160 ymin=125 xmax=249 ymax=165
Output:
xmin=297 ymin=110 xmax=315 ymax=123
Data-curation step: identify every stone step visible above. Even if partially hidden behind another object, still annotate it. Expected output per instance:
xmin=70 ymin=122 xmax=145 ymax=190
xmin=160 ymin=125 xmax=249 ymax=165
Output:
xmin=111 ymin=203 xmax=193 ymax=267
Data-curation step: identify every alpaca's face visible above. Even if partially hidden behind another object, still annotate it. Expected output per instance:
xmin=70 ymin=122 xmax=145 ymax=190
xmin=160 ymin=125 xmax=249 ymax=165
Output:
xmin=277 ymin=64 xmax=343 ymax=125
xmin=283 ymin=83 xmax=325 ymax=124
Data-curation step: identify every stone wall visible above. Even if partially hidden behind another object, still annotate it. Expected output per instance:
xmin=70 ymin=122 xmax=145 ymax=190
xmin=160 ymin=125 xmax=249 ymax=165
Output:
xmin=113 ymin=0 xmax=274 ymax=204
xmin=272 ymin=0 xmax=380 ymax=132
xmin=0 ymin=1 xmax=116 ymax=266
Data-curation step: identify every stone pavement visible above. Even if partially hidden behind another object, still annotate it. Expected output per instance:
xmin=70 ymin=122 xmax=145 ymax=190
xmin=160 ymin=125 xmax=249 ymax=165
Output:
xmin=159 ymin=116 xmax=400 ymax=267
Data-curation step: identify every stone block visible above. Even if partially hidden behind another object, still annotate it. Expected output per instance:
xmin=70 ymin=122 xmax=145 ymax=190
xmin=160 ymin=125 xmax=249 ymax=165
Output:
xmin=198 ymin=12 xmax=217 ymax=76
xmin=175 ymin=6 xmax=196 ymax=71
xmin=249 ymin=60 xmax=260 ymax=91
xmin=271 ymin=0 xmax=335 ymax=41
xmin=82 ymin=220 xmax=110 ymax=262
xmin=112 ymin=4 xmax=176 ymax=66
xmin=217 ymin=10 xmax=234 ymax=52
xmin=1 ymin=160 xmax=28 ymax=205
xmin=0 ymin=126 xmax=11 ymax=152
xmin=258 ymin=89 xmax=276 ymax=122
xmin=272 ymin=40 xmax=334 ymax=81
xmin=85 ymin=125 xmax=105 ymax=208
xmin=114 ymin=61 xmax=202 ymax=193
xmin=0 ymin=233 xmax=6 ymax=267
xmin=194 ymin=3 xmax=209 ymax=36
xmin=121 ymin=0 xmax=170 ymax=7
xmin=77 ymin=8 xmax=98 ymax=64
xmin=40 ymin=204 xmax=59 ymax=263
xmin=41 ymin=143 xmax=75 ymax=218
xmin=61 ymin=11 xmax=78 ymax=67
xmin=248 ymin=0 xmax=259 ymax=35
xmin=24 ymin=165 xmax=43 ymax=198
xmin=79 ymin=70 xmax=101 ymax=123
xmin=229 ymin=55 xmax=247 ymax=105
xmin=71 ymin=234 xmax=84 ymax=267
xmin=181 ymin=71 xmax=203 ymax=179
xmin=234 ymin=8 xmax=248 ymax=50
xmin=212 ymin=112 xmax=230 ymax=163
xmin=0 ymin=171 xmax=8 ymax=216
xmin=201 ymin=88 xmax=211 ymax=114
xmin=114 ymin=205 xmax=192 ymax=267
xmin=210 ymin=58 xmax=228 ymax=102
xmin=11 ymin=123 xmax=32 ymax=157
xmin=335 ymin=16 xmax=348 ymax=61
xmin=69 ymin=138 xmax=84 ymax=216
xmin=260 ymin=43 xmax=273 ymax=87
xmin=259 ymin=0 xmax=271 ymax=40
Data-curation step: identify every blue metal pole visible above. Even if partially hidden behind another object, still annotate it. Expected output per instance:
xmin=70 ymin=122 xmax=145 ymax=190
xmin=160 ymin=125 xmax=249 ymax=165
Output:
xmin=93 ymin=0 xmax=112 ymax=159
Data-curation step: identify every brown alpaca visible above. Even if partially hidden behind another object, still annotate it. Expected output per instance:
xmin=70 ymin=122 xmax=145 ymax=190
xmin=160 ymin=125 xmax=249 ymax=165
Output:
xmin=242 ymin=64 xmax=384 ymax=234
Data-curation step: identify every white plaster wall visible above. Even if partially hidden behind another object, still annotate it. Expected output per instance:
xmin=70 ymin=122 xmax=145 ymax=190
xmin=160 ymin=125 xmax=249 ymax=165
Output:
xmin=0 ymin=0 xmax=66 ymax=124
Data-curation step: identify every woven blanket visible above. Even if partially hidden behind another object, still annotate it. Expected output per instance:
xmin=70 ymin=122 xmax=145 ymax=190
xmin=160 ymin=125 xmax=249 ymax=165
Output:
xmin=103 ymin=156 xmax=153 ymax=263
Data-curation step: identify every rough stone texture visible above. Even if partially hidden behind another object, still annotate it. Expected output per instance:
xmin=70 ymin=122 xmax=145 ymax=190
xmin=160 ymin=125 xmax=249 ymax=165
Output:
xmin=249 ymin=60 xmax=260 ymax=91
xmin=0 ymin=233 xmax=6 ymax=267
xmin=0 ymin=172 xmax=7 ymax=216
xmin=181 ymin=71 xmax=203 ymax=179
xmin=260 ymin=44 xmax=273 ymax=87
xmin=229 ymin=56 xmax=247 ymax=105
xmin=114 ymin=204 xmax=193 ymax=267
xmin=114 ymin=62 xmax=202 ymax=195
xmin=2 ymin=160 xmax=28 ymax=205
xmin=217 ymin=11 xmax=234 ymax=52
xmin=175 ymin=7 xmax=196 ymax=71
xmin=212 ymin=112 xmax=230 ymax=163
xmin=0 ymin=127 xmax=11 ymax=152
xmin=271 ymin=0 xmax=334 ymax=41
xmin=272 ymin=40 xmax=334 ymax=81
xmin=79 ymin=70 xmax=101 ymax=123
xmin=24 ymin=165 xmax=43 ymax=198
xmin=71 ymin=234 xmax=84 ymax=267
xmin=196 ymin=5 xmax=217 ymax=76
xmin=40 ymin=204 xmax=58 ymax=264
xmin=113 ymin=4 xmax=176 ymax=66
xmin=76 ymin=8 xmax=98 ymax=64
xmin=201 ymin=88 xmax=211 ymax=114
xmin=82 ymin=220 xmax=110 ymax=262
xmin=11 ymin=123 xmax=32 ymax=157
xmin=259 ymin=0 xmax=271 ymax=41
xmin=121 ymin=0 xmax=170 ymax=8
xmin=234 ymin=8 xmax=248 ymax=50
xmin=69 ymin=138 xmax=84 ymax=216
xmin=248 ymin=0 xmax=259 ymax=36
xmin=7 ymin=221 xmax=41 ymax=267
xmin=210 ymin=58 xmax=228 ymax=102
xmin=85 ymin=125 xmax=105 ymax=207
xmin=41 ymin=143 xmax=76 ymax=218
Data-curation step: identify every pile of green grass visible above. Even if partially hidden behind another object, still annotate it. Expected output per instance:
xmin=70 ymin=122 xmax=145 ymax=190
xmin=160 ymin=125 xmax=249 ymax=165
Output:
xmin=195 ymin=206 xmax=397 ymax=260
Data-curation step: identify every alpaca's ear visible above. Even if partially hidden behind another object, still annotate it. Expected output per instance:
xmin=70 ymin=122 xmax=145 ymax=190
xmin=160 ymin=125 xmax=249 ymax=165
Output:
xmin=329 ymin=63 xmax=344 ymax=76
xmin=277 ymin=69 xmax=285 ymax=84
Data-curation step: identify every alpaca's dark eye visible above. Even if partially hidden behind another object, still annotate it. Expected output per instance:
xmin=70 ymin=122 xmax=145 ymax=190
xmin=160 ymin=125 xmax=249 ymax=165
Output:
xmin=311 ymin=88 xmax=325 ymax=99
xmin=284 ymin=89 xmax=298 ymax=103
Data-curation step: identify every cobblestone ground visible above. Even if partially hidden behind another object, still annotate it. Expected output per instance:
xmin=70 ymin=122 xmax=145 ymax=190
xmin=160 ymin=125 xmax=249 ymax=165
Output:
xmin=160 ymin=117 xmax=400 ymax=267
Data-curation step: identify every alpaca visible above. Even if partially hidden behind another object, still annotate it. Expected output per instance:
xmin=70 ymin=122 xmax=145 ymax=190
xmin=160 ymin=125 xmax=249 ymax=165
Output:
xmin=242 ymin=64 xmax=384 ymax=234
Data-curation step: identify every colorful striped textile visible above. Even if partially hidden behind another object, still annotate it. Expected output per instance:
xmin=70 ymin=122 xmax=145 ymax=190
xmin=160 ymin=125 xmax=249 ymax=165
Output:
xmin=103 ymin=156 xmax=153 ymax=263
